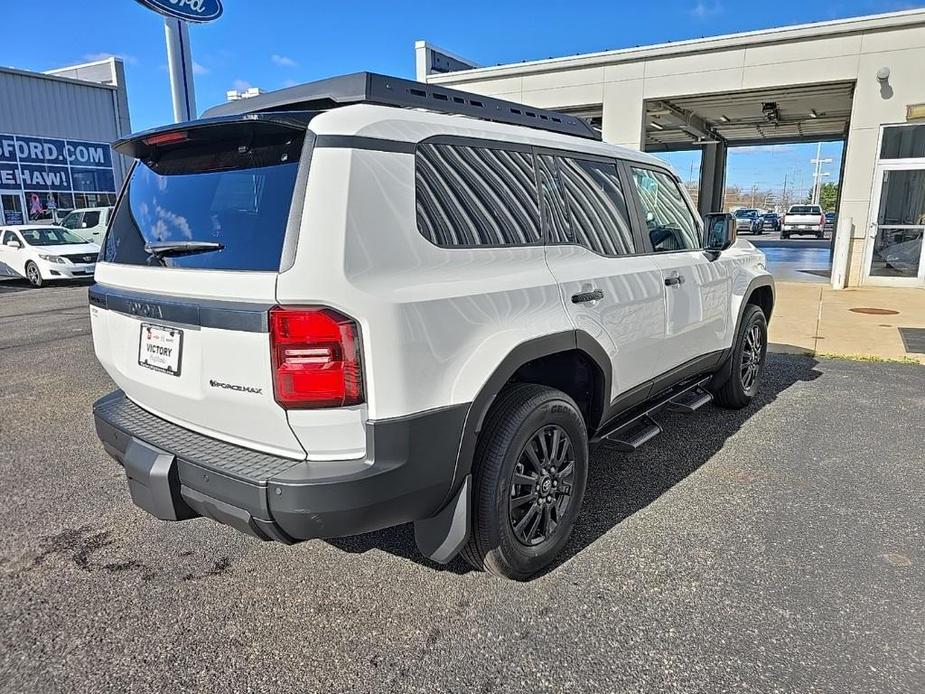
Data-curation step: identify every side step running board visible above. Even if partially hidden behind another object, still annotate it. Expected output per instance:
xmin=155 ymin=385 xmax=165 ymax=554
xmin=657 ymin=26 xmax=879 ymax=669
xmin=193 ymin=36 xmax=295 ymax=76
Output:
xmin=599 ymin=377 xmax=713 ymax=453
xmin=604 ymin=415 xmax=662 ymax=453
xmin=666 ymin=385 xmax=713 ymax=414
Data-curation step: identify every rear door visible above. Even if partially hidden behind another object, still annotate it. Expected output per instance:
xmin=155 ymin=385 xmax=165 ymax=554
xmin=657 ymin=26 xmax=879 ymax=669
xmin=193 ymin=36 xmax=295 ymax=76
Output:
xmin=539 ymin=152 xmax=666 ymax=402
xmin=626 ymin=165 xmax=730 ymax=371
xmin=91 ymin=119 xmax=310 ymax=458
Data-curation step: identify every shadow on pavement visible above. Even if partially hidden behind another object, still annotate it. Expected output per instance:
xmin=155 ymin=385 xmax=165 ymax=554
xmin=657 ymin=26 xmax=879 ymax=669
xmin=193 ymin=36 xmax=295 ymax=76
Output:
xmin=327 ymin=354 xmax=823 ymax=577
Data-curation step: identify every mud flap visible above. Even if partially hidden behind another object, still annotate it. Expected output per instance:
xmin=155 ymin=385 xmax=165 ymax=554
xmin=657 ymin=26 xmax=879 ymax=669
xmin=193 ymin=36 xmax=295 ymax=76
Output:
xmin=413 ymin=475 xmax=470 ymax=564
xmin=123 ymin=438 xmax=197 ymax=521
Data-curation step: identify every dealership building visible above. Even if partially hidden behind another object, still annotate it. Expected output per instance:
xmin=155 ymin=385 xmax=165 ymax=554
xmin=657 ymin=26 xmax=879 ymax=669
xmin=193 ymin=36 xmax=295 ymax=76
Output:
xmin=418 ymin=9 xmax=925 ymax=289
xmin=0 ymin=57 xmax=131 ymax=225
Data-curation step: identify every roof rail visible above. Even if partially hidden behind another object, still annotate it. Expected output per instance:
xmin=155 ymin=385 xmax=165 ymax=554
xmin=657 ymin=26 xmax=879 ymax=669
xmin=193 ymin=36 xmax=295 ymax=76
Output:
xmin=202 ymin=72 xmax=601 ymax=141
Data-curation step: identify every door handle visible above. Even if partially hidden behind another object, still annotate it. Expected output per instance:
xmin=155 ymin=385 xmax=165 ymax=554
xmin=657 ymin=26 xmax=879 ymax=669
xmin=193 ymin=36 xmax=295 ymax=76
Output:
xmin=571 ymin=288 xmax=604 ymax=304
xmin=664 ymin=274 xmax=685 ymax=287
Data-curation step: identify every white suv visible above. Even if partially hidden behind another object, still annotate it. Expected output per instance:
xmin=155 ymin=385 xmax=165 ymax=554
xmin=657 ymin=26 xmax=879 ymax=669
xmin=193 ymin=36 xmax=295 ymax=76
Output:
xmin=61 ymin=207 xmax=113 ymax=245
xmin=90 ymin=73 xmax=773 ymax=579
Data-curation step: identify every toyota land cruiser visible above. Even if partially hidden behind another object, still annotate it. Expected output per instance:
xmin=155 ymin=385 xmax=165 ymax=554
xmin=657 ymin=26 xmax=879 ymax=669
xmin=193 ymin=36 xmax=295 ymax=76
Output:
xmin=90 ymin=73 xmax=773 ymax=579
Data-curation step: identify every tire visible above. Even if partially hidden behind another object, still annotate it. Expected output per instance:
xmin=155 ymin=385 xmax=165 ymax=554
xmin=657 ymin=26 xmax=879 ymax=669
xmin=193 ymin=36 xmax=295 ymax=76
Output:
xmin=711 ymin=305 xmax=768 ymax=410
xmin=782 ymin=233 xmax=790 ymax=240
xmin=25 ymin=261 xmax=44 ymax=288
xmin=816 ymin=233 xmax=824 ymax=239
xmin=461 ymin=383 xmax=589 ymax=580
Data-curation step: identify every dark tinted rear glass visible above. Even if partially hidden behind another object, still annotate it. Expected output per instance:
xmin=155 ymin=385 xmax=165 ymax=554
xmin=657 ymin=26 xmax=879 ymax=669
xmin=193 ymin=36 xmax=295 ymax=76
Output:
xmin=789 ymin=206 xmax=819 ymax=214
xmin=103 ymin=128 xmax=304 ymax=271
xmin=415 ymin=143 xmax=541 ymax=247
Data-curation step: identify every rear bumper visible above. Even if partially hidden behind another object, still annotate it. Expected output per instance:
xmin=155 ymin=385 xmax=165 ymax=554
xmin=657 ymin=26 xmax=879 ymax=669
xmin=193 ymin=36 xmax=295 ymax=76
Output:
xmin=93 ymin=390 xmax=467 ymax=543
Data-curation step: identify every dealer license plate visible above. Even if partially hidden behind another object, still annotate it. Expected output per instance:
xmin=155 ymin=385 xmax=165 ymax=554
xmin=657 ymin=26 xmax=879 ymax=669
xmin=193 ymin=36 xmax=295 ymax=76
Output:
xmin=138 ymin=323 xmax=183 ymax=376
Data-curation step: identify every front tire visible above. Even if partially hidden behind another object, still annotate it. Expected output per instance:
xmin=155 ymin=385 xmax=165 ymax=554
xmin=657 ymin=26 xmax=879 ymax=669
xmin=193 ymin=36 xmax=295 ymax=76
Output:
xmin=461 ymin=383 xmax=589 ymax=580
xmin=712 ymin=305 xmax=768 ymax=409
xmin=25 ymin=261 xmax=44 ymax=288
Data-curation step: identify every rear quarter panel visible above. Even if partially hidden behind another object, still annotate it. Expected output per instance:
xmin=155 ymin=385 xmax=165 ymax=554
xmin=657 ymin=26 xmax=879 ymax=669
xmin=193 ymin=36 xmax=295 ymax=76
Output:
xmin=275 ymin=147 xmax=574 ymax=420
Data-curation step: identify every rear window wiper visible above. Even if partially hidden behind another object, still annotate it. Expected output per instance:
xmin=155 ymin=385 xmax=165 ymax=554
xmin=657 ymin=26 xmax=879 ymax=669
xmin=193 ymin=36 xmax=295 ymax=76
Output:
xmin=144 ymin=241 xmax=225 ymax=259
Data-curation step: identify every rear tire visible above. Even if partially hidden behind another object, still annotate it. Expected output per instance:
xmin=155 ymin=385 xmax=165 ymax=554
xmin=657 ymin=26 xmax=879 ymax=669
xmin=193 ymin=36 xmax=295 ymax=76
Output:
xmin=25 ymin=262 xmax=43 ymax=288
xmin=712 ymin=305 xmax=768 ymax=410
xmin=461 ymin=383 xmax=589 ymax=580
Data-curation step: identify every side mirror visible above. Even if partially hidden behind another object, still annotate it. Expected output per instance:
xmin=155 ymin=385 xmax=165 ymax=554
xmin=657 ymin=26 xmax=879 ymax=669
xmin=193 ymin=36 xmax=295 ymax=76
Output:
xmin=80 ymin=222 xmax=88 ymax=228
xmin=704 ymin=213 xmax=735 ymax=253
xmin=6 ymin=239 xmax=22 ymax=249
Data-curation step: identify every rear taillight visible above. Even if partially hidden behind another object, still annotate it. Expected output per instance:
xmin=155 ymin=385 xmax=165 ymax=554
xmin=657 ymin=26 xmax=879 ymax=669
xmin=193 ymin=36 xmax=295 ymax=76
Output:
xmin=269 ymin=307 xmax=364 ymax=408
xmin=820 ymin=214 xmax=827 ymax=226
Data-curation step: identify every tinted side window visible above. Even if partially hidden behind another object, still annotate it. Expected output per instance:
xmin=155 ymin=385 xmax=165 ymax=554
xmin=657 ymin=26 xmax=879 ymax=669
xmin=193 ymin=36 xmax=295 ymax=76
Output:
xmin=415 ymin=143 xmax=541 ymax=247
xmin=630 ymin=168 xmax=701 ymax=251
xmin=2 ymin=231 xmax=16 ymax=244
xmin=537 ymin=155 xmax=572 ymax=244
xmin=61 ymin=212 xmax=81 ymax=229
xmin=83 ymin=211 xmax=101 ymax=227
xmin=557 ymin=158 xmax=635 ymax=255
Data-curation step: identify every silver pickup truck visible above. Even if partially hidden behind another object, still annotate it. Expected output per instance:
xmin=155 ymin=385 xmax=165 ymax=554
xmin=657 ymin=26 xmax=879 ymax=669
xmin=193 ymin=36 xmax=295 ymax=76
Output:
xmin=782 ymin=205 xmax=826 ymax=239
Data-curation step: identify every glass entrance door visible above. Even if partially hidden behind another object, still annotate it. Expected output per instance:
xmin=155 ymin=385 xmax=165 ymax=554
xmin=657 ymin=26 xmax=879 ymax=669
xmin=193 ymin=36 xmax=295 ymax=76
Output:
xmin=0 ymin=191 xmax=26 ymax=226
xmin=864 ymin=163 xmax=925 ymax=287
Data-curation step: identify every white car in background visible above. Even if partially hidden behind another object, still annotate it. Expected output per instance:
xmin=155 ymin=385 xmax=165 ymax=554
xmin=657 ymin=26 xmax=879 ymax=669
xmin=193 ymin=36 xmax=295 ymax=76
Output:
xmin=0 ymin=225 xmax=100 ymax=287
xmin=60 ymin=207 xmax=114 ymax=244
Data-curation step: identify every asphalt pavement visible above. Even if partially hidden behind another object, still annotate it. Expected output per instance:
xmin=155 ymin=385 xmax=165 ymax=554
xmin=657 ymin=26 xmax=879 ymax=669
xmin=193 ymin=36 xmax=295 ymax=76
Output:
xmin=1 ymin=282 xmax=923 ymax=693
xmin=749 ymin=231 xmax=833 ymax=284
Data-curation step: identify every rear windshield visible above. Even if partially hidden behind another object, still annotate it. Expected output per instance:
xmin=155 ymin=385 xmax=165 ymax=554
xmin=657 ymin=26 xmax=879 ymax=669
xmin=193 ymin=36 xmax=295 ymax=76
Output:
xmin=103 ymin=127 xmax=304 ymax=271
xmin=789 ymin=206 xmax=820 ymax=215
xmin=735 ymin=209 xmax=756 ymax=217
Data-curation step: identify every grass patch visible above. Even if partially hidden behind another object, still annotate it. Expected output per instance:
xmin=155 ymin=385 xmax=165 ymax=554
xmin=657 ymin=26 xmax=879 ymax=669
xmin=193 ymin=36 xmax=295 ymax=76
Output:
xmin=817 ymin=352 xmax=922 ymax=365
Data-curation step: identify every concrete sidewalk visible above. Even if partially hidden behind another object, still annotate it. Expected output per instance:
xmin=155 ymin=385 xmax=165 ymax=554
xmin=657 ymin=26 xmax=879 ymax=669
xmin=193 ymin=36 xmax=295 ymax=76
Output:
xmin=768 ymin=282 xmax=925 ymax=363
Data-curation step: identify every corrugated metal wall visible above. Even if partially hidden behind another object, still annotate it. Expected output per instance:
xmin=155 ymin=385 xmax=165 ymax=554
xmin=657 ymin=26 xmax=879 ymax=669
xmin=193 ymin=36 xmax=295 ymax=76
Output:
xmin=0 ymin=66 xmax=131 ymax=185
xmin=0 ymin=69 xmax=122 ymax=142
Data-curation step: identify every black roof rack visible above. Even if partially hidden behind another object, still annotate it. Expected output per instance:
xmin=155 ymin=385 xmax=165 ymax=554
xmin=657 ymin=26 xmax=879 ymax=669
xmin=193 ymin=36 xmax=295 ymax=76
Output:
xmin=202 ymin=72 xmax=601 ymax=141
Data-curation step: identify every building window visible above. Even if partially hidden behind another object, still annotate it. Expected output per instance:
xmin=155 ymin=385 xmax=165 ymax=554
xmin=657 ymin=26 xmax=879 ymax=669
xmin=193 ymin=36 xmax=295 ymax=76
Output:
xmin=880 ymin=124 xmax=925 ymax=160
xmin=415 ymin=143 xmax=541 ymax=246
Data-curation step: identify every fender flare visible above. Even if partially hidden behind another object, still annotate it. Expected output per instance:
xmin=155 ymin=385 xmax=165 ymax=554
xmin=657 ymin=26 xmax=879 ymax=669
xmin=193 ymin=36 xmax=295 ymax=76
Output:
xmin=445 ymin=329 xmax=612 ymax=504
xmin=711 ymin=274 xmax=775 ymax=387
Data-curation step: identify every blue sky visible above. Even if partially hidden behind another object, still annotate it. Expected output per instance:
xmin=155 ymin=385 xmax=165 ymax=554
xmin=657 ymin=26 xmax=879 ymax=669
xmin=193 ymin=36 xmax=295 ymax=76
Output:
xmin=0 ymin=0 xmax=918 ymax=188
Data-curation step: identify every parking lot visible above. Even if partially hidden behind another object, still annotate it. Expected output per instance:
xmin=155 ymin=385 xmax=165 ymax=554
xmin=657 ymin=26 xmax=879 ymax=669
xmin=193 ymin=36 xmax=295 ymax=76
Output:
xmin=1 ymin=282 xmax=922 ymax=693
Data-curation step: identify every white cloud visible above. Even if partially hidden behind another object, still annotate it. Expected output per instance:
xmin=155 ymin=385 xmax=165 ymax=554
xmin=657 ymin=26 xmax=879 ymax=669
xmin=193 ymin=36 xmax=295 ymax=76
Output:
xmin=231 ymin=79 xmax=253 ymax=92
xmin=83 ymin=52 xmax=138 ymax=65
xmin=192 ymin=61 xmax=209 ymax=75
xmin=689 ymin=1 xmax=723 ymax=18
xmin=282 ymin=78 xmax=299 ymax=88
xmin=271 ymin=54 xmax=298 ymax=68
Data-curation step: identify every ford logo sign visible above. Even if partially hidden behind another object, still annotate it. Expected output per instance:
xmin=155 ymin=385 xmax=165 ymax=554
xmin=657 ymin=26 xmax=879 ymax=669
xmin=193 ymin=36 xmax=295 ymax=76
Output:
xmin=134 ymin=0 xmax=223 ymax=23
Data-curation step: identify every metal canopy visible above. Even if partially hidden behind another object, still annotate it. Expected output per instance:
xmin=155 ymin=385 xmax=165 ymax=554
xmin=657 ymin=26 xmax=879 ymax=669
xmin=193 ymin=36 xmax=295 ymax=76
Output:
xmin=644 ymin=81 xmax=855 ymax=151
xmin=203 ymin=72 xmax=601 ymax=141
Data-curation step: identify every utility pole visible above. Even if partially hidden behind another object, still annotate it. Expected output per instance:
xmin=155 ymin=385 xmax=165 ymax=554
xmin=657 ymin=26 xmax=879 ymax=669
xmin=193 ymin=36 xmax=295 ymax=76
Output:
xmin=810 ymin=142 xmax=833 ymax=206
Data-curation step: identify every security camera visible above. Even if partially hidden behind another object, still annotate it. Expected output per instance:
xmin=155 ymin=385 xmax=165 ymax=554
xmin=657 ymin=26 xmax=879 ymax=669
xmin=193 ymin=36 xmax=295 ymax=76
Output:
xmin=876 ymin=67 xmax=891 ymax=83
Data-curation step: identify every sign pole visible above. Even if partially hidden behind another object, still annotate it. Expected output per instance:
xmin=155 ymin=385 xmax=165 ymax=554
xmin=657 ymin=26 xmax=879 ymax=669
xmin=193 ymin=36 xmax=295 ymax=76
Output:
xmin=164 ymin=17 xmax=197 ymax=122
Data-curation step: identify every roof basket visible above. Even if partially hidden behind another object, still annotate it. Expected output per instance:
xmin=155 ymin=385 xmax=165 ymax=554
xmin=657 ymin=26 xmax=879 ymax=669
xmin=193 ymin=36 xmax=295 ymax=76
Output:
xmin=202 ymin=72 xmax=601 ymax=141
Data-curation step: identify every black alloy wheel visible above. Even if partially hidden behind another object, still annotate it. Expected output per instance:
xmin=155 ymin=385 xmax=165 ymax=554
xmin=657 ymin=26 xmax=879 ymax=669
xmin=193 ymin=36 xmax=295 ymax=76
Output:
xmin=508 ymin=425 xmax=576 ymax=546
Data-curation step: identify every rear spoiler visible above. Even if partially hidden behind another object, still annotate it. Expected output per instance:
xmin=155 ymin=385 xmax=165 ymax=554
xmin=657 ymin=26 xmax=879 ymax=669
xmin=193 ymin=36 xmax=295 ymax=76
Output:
xmin=112 ymin=112 xmax=316 ymax=160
